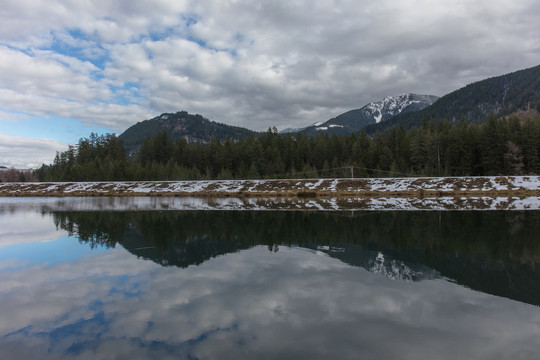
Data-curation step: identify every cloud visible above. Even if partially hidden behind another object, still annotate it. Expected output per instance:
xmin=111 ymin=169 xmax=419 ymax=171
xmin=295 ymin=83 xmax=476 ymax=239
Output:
xmin=0 ymin=132 xmax=68 ymax=168
xmin=0 ymin=241 xmax=539 ymax=359
xmin=0 ymin=110 xmax=30 ymax=123
xmin=0 ymin=45 xmax=152 ymax=131
xmin=0 ymin=212 xmax=65 ymax=248
xmin=1 ymin=0 xmax=540 ymax=141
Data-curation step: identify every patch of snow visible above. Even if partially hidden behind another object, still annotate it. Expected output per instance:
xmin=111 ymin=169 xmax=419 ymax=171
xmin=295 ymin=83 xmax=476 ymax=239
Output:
xmin=2 ymin=176 xmax=540 ymax=211
xmin=304 ymin=179 xmax=324 ymax=190
xmin=279 ymin=127 xmax=306 ymax=134
xmin=368 ymin=252 xmax=418 ymax=282
xmin=1 ymin=195 xmax=540 ymax=212
xmin=513 ymin=197 xmax=540 ymax=210
xmin=511 ymin=176 xmax=540 ymax=190
xmin=360 ymin=93 xmax=437 ymax=124
xmin=489 ymin=178 xmax=510 ymax=191
xmin=328 ymin=179 xmax=339 ymax=191
xmin=304 ymin=200 xmax=325 ymax=210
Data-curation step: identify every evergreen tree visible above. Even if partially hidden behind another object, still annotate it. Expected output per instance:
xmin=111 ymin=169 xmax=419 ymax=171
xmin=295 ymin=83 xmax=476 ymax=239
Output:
xmin=36 ymin=113 xmax=540 ymax=181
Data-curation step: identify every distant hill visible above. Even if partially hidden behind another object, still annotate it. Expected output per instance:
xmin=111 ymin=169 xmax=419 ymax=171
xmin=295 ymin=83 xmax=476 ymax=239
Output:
xmin=365 ymin=64 xmax=540 ymax=135
xmin=59 ymin=210 xmax=540 ymax=306
xmin=282 ymin=94 xmax=438 ymax=136
xmin=118 ymin=111 xmax=259 ymax=154
xmin=118 ymin=64 xmax=540 ymax=152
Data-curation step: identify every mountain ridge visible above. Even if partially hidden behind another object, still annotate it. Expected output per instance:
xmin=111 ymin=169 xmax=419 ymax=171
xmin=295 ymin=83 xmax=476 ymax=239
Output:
xmin=117 ymin=63 xmax=540 ymax=151
xmin=365 ymin=64 xmax=540 ymax=134
xmin=118 ymin=111 xmax=259 ymax=154
xmin=293 ymin=93 xmax=438 ymax=136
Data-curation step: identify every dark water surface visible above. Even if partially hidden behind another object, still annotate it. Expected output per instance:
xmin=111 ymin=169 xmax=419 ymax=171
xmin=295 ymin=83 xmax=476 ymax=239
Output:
xmin=0 ymin=206 xmax=539 ymax=359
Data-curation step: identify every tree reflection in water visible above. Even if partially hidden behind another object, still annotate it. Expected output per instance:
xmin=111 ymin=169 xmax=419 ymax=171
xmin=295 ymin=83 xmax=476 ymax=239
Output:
xmin=53 ymin=210 xmax=540 ymax=305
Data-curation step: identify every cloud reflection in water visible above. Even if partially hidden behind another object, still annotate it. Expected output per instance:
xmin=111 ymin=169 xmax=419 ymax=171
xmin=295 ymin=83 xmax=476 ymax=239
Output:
xmin=0 ymin=210 xmax=539 ymax=359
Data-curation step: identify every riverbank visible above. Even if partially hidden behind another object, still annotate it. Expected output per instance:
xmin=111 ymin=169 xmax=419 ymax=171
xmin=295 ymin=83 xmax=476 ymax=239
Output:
xmin=1 ymin=176 xmax=540 ymax=198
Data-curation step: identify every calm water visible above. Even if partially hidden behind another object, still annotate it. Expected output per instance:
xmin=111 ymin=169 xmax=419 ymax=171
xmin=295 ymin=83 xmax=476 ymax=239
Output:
xmin=1 ymin=203 xmax=540 ymax=359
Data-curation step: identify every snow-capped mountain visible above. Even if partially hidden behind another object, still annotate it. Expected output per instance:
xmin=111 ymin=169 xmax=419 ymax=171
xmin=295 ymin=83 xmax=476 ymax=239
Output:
xmin=368 ymin=64 xmax=540 ymax=136
xmin=365 ymin=94 xmax=439 ymax=123
xmin=298 ymin=93 xmax=438 ymax=136
xmin=315 ymin=245 xmax=440 ymax=282
xmin=367 ymin=252 xmax=439 ymax=282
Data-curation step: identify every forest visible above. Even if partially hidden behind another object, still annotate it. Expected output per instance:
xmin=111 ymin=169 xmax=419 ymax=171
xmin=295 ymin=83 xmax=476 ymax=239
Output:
xmin=53 ymin=210 xmax=540 ymax=305
xmin=34 ymin=114 xmax=540 ymax=182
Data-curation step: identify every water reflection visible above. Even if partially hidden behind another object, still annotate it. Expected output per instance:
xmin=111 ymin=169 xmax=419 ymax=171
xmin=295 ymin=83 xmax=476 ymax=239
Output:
xmin=52 ymin=210 xmax=540 ymax=305
xmin=0 ymin=209 xmax=539 ymax=359
xmin=0 ymin=211 xmax=67 ymax=248
xmin=2 ymin=195 xmax=540 ymax=212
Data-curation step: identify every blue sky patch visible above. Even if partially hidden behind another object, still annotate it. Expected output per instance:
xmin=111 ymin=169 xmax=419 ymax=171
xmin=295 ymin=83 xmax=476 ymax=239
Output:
xmin=0 ymin=235 xmax=109 ymax=270
xmin=0 ymin=111 xmax=114 ymax=144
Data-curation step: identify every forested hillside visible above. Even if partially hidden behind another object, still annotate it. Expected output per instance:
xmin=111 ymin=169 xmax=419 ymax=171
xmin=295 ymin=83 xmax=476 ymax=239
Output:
xmin=298 ymin=94 xmax=438 ymax=136
xmin=366 ymin=64 xmax=540 ymax=134
xmin=119 ymin=111 xmax=259 ymax=154
xmin=36 ymin=114 xmax=540 ymax=181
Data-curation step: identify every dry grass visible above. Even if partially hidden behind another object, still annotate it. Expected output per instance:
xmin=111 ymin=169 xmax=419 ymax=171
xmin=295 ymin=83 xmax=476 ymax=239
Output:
xmin=0 ymin=177 xmax=539 ymax=198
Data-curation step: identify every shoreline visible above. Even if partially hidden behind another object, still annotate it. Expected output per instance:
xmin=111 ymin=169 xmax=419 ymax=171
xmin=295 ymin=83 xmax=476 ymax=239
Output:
xmin=1 ymin=176 xmax=540 ymax=198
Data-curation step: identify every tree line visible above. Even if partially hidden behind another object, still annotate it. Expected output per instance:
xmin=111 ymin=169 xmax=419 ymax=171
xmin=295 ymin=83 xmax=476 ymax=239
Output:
xmin=35 ymin=114 xmax=540 ymax=182
xmin=54 ymin=210 xmax=540 ymax=264
xmin=0 ymin=168 xmax=37 ymax=182
xmin=53 ymin=209 xmax=540 ymax=307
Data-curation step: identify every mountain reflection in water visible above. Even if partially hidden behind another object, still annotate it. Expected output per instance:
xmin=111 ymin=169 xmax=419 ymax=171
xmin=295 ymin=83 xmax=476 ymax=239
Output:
xmin=0 ymin=209 xmax=539 ymax=359
xmin=52 ymin=210 xmax=540 ymax=305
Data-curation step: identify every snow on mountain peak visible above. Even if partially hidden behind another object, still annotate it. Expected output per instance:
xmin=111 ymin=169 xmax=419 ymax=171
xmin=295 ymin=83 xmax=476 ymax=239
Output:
xmin=368 ymin=251 xmax=439 ymax=282
xmin=364 ymin=93 xmax=437 ymax=123
xmin=297 ymin=93 xmax=438 ymax=135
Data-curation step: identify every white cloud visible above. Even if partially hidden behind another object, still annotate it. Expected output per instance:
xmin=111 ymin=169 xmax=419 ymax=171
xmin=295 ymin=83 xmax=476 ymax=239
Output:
xmin=0 ymin=243 xmax=539 ymax=359
xmin=0 ymin=212 xmax=65 ymax=248
xmin=0 ymin=0 xmax=539 ymax=137
xmin=0 ymin=46 xmax=108 ymax=102
xmin=0 ymin=132 xmax=68 ymax=168
xmin=0 ymin=110 xmax=30 ymax=123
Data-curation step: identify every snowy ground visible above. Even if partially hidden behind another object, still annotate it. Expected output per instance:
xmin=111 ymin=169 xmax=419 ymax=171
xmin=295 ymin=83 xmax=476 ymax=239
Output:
xmin=0 ymin=195 xmax=539 ymax=212
xmin=1 ymin=176 xmax=540 ymax=197
xmin=1 ymin=175 xmax=540 ymax=211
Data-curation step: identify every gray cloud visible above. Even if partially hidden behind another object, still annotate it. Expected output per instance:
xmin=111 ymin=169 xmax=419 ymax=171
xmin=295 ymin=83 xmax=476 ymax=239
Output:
xmin=1 ymin=0 xmax=539 ymax=137
xmin=1 ymin=236 xmax=539 ymax=359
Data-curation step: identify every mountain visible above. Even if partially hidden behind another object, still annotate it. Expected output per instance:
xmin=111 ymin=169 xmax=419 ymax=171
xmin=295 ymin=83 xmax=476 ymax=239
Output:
xmin=279 ymin=126 xmax=310 ymax=134
xmin=289 ymin=93 xmax=438 ymax=136
xmin=313 ymin=245 xmax=440 ymax=282
xmin=117 ymin=64 xmax=540 ymax=151
xmin=366 ymin=64 xmax=540 ymax=135
xmin=55 ymin=210 xmax=540 ymax=306
xmin=118 ymin=111 xmax=259 ymax=154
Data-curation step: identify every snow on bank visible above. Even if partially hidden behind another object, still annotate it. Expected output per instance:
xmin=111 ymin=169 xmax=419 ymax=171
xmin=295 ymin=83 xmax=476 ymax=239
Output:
xmin=1 ymin=196 xmax=539 ymax=212
xmin=1 ymin=176 xmax=540 ymax=197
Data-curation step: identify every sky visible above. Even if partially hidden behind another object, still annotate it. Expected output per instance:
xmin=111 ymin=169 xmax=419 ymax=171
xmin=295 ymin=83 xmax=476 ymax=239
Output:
xmin=1 ymin=0 xmax=539 ymax=168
